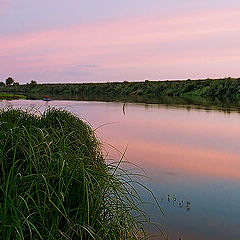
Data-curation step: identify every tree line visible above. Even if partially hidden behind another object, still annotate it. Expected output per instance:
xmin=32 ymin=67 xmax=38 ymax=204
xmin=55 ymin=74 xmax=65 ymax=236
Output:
xmin=1 ymin=77 xmax=240 ymax=100
xmin=0 ymin=77 xmax=37 ymax=87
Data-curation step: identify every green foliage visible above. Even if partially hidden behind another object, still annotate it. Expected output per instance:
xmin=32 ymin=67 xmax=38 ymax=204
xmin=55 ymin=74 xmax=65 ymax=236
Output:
xmin=0 ymin=108 xmax=162 ymax=240
xmin=0 ymin=94 xmax=26 ymax=100
xmin=2 ymin=78 xmax=240 ymax=100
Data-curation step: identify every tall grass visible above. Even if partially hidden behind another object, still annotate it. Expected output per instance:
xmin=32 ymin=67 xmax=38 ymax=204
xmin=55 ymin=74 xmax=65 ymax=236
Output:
xmin=0 ymin=108 xmax=165 ymax=239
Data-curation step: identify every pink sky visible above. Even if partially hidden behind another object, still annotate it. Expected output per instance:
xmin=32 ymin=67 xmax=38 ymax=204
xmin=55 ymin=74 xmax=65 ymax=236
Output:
xmin=1 ymin=4 xmax=240 ymax=83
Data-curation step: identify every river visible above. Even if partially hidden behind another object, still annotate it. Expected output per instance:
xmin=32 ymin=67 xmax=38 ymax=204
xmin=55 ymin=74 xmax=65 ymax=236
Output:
xmin=1 ymin=99 xmax=240 ymax=240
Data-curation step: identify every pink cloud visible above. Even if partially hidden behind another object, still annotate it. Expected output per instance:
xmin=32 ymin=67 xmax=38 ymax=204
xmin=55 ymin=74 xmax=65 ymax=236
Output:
xmin=1 ymin=6 xmax=240 ymax=81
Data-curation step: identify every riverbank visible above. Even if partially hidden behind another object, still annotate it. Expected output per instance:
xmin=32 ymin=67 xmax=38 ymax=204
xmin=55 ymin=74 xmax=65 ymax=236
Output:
xmin=0 ymin=93 xmax=26 ymax=100
xmin=1 ymin=78 xmax=240 ymax=100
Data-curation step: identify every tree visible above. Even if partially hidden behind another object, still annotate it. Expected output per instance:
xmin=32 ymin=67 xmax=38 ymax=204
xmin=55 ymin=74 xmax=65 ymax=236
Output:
xmin=6 ymin=77 xmax=14 ymax=86
xmin=30 ymin=80 xmax=37 ymax=85
xmin=0 ymin=82 xmax=5 ymax=87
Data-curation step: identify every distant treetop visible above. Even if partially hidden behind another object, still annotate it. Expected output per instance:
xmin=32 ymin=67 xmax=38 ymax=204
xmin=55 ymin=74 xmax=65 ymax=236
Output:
xmin=30 ymin=80 xmax=37 ymax=85
xmin=6 ymin=77 xmax=14 ymax=86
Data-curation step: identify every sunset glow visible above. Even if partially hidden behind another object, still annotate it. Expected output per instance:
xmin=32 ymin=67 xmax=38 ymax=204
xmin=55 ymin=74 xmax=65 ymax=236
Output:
xmin=1 ymin=1 xmax=240 ymax=83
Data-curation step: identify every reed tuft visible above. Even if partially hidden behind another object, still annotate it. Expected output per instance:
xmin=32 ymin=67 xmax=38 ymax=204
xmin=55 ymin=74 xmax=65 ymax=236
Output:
xmin=0 ymin=107 xmax=164 ymax=240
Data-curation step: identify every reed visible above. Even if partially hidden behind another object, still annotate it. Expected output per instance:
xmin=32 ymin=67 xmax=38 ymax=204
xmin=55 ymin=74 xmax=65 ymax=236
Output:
xmin=0 ymin=108 xmax=164 ymax=240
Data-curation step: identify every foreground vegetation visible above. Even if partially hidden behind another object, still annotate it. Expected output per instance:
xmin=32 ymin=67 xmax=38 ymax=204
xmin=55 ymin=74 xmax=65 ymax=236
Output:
xmin=1 ymin=78 xmax=240 ymax=100
xmin=0 ymin=108 xmax=163 ymax=239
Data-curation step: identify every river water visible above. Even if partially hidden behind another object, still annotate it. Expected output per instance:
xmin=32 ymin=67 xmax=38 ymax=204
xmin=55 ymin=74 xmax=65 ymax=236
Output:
xmin=1 ymin=99 xmax=240 ymax=240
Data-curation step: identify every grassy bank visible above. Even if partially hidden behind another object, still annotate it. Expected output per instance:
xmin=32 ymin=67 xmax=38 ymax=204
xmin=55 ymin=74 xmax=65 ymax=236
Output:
xmin=0 ymin=93 xmax=26 ymax=100
xmin=0 ymin=108 xmax=163 ymax=239
xmin=1 ymin=78 xmax=240 ymax=100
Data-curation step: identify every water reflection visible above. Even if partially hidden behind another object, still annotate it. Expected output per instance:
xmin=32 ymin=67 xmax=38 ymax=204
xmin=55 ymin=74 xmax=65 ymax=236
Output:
xmin=28 ymin=94 xmax=240 ymax=114
xmin=1 ymin=99 xmax=240 ymax=240
xmin=122 ymin=102 xmax=126 ymax=115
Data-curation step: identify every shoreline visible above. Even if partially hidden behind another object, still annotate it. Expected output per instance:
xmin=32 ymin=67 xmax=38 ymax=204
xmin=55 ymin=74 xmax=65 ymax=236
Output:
xmin=1 ymin=78 xmax=240 ymax=100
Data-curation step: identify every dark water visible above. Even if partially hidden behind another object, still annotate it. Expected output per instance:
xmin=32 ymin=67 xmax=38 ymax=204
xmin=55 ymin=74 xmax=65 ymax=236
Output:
xmin=1 ymin=99 xmax=240 ymax=240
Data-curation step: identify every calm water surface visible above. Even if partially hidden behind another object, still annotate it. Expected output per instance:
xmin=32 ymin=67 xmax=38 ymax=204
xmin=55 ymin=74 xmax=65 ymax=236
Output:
xmin=1 ymin=99 xmax=240 ymax=240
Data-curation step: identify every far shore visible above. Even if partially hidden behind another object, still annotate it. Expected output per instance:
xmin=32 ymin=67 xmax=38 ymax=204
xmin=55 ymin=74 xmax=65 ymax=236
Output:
xmin=1 ymin=78 xmax=240 ymax=113
xmin=1 ymin=78 xmax=240 ymax=100
xmin=0 ymin=93 xmax=26 ymax=100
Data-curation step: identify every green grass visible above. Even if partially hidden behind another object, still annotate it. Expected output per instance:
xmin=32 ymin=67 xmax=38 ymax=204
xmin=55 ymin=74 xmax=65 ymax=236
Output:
xmin=0 ymin=94 xmax=26 ymax=100
xmin=0 ymin=107 xmax=165 ymax=240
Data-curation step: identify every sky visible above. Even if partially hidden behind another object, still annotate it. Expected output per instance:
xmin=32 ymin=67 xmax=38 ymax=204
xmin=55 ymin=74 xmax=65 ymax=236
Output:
xmin=1 ymin=0 xmax=240 ymax=83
